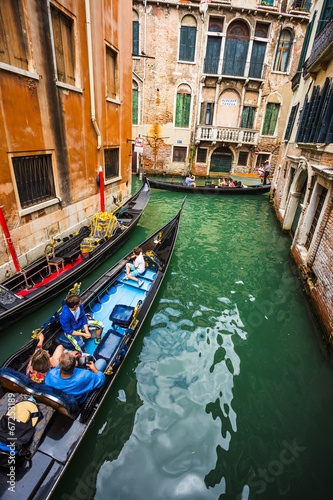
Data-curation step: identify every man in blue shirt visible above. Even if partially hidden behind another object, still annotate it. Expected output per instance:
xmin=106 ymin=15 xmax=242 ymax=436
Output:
xmin=60 ymin=294 xmax=103 ymax=346
xmin=45 ymin=351 xmax=106 ymax=404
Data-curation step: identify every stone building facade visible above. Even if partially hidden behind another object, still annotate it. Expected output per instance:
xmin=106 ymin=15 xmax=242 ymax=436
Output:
xmin=132 ymin=0 xmax=312 ymax=178
xmin=272 ymin=0 xmax=333 ymax=341
xmin=0 ymin=0 xmax=132 ymax=280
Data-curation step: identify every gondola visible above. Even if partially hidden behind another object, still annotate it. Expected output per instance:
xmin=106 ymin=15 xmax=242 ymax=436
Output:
xmin=0 ymin=178 xmax=150 ymax=332
xmin=146 ymin=176 xmax=271 ymax=195
xmin=0 ymin=200 xmax=184 ymax=499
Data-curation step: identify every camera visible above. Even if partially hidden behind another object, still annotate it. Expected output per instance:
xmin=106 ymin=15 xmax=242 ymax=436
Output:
xmin=77 ymin=354 xmax=95 ymax=369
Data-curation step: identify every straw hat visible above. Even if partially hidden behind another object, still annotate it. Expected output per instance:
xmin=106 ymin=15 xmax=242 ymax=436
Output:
xmin=7 ymin=401 xmax=39 ymax=426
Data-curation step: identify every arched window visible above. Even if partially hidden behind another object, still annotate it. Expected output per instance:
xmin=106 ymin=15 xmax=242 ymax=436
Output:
xmin=132 ymin=80 xmax=139 ymax=125
xmin=222 ymin=21 xmax=250 ymax=76
xmin=179 ymin=15 xmax=197 ymax=62
xmin=175 ymin=84 xmax=191 ymax=128
xmin=132 ymin=11 xmax=139 ymax=55
xmin=273 ymin=29 xmax=292 ymax=72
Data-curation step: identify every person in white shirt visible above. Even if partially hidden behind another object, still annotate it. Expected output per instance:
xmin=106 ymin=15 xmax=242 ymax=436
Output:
xmin=124 ymin=247 xmax=145 ymax=287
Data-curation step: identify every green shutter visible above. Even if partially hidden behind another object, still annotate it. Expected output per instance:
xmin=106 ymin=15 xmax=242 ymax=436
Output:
xmin=132 ymin=21 xmax=139 ymax=55
xmin=263 ymin=103 xmax=279 ymax=135
xmin=132 ymin=89 xmax=138 ymax=125
xmin=175 ymin=93 xmax=183 ymax=127
xmin=249 ymin=41 xmax=266 ymax=78
xmin=183 ymin=93 xmax=191 ymax=128
xmin=241 ymin=107 xmax=249 ymax=128
xmin=204 ymin=37 xmax=221 ymax=74
xmin=179 ymin=26 xmax=196 ymax=62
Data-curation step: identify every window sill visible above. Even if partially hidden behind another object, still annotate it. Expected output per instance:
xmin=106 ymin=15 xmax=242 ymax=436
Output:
xmin=104 ymin=176 xmax=122 ymax=186
xmin=177 ymin=60 xmax=196 ymax=65
xmin=271 ymin=70 xmax=289 ymax=75
xmin=106 ymin=97 xmax=122 ymax=105
xmin=56 ymin=81 xmax=83 ymax=93
xmin=132 ymin=56 xmax=140 ymax=60
xmin=0 ymin=63 xmax=40 ymax=80
xmin=19 ymin=198 xmax=60 ymax=217
xmin=260 ymin=134 xmax=277 ymax=138
xmin=174 ymin=126 xmax=191 ymax=130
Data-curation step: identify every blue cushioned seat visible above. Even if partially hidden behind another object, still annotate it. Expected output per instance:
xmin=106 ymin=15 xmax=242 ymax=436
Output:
xmin=109 ymin=304 xmax=134 ymax=328
xmin=0 ymin=367 xmax=80 ymax=419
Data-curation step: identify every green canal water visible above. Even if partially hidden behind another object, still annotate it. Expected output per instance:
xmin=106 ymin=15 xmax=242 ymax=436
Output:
xmin=2 ymin=176 xmax=333 ymax=499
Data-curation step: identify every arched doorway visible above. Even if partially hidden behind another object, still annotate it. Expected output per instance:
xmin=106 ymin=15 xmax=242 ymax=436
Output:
xmin=210 ymin=147 xmax=233 ymax=173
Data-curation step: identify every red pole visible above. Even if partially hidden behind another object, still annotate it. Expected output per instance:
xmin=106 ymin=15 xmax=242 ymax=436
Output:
xmin=99 ymin=166 xmax=105 ymax=212
xmin=0 ymin=207 xmax=21 ymax=272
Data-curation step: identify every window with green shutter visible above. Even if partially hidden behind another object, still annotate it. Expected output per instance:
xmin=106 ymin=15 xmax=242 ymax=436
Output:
xmin=262 ymin=103 xmax=280 ymax=135
xmin=132 ymin=88 xmax=138 ymax=125
xmin=316 ymin=0 xmax=333 ymax=34
xmin=179 ymin=15 xmax=196 ymax=62
xmin=132 ymin=11 xmax=139 ymax=55
xmin=175 ymin=90 xmax=191 ymax=128
xmin=241 ymin=107 xmax=256 ymax=128
xmin=284 ymin=103 xmax=299 ymax=140
xmin=222 ymin=21 xmax=249 ymax=77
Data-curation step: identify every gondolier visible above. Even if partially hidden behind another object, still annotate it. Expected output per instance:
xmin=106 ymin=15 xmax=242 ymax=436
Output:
xmin=263 ymin=161 xmax=271 ymax=185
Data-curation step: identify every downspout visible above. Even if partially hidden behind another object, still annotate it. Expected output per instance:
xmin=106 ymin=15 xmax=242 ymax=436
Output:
xmin=141 ymin=0 xmax=147 ymax=132
xmin=85 ymin=0 xmax=101 ymax=149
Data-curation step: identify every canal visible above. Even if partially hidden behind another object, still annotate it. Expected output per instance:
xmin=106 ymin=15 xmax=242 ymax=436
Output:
xmin=2 ymin=176 xmax=333 ymax=499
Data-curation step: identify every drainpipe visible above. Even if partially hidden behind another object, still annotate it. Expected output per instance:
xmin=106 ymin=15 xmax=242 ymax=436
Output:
xmin=141 ymin=0 xmax=147 ymax=132
xmin=85 ymin=0 xmax=101 ymax=149
xmin=0 ymin=207 xmax=20 ymax=273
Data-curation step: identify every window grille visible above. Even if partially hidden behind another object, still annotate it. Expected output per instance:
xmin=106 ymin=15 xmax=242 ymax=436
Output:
xmin=12 ymin=155 xmax=56 ymax=209
xmin=197 ymin=148 xmax=207 ymax=163
xmin=104 ymin=148 xmax=119 ymax=180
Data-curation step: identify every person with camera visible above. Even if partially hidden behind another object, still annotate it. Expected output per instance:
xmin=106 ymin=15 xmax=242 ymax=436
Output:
xmin=45 ymin=351 xmax=106 ymax=404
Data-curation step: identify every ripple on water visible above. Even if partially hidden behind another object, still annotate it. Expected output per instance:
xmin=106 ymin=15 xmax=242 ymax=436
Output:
xmin=96 ymin=297 xmax=247 ymax=499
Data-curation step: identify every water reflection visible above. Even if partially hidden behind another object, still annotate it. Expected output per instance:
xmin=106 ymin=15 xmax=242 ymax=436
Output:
xmin=96 ymin=295 xmax=246 ymax=499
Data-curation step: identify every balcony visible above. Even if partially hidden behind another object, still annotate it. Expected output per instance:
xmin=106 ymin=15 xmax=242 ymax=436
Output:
xmin=305 ymin=16 xmax=333 ymax=73
xmin=196 ymin=125 xmax=259 ymax=145
xmin=203 ymin=58 xmax=267 ymax=81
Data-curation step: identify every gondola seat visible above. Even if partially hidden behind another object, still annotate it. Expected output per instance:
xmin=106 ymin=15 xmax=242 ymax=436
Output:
xmin=80 ymin=212 xmax=119 ymax=255
xmin=94 ymin=329 xmax=123 ymax=361
xmin=0 ymin=367 xmax=80 ymax=419
xmin=109 ymin=304 xmax=134 ymax=328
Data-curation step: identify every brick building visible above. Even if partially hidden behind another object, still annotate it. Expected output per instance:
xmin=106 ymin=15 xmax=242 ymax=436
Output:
xmin=272 ymin=0 xmax=333 ymax=341
xmin=0 ymin=0 xmax=132 ymax=280
xmin=131 ymin=0 xmax=311 ymax=178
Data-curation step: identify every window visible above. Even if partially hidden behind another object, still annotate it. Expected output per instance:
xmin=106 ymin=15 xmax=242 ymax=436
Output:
xmin=222 ymin=21 xmax=249 ymax=77
xmin=238 ymin=152 xmax=249 ymax=166
xmin=208 ymin=17 xmax=223 ymax=33
xmin=292 ymin=12 xmax=316 ymax=89
xmin=197 ymin=148 xmax=207 ymax=163
xmin=132 ymin=11 xmax=139 ymax=55
xmin=262 ymin=103 xmax=280 ymax=135
xmin=132 ymin=82 xmax=139 ymax=125
xmin=12 ymin=155 xmax=56 ymax=209
xmin=284 ymin=103 xmax=299 ymax=140
xmin=175 ymin=86 xmax=191 ymax=128
xmin=104 ymin=148 xmax=119 ymax=180
xmin=249 ymin=23 xmax=268 ymax=78
xmin=0 ymin=0 xmax=28 ymax=70
xmin=261 ymin=0 xmax=274 ymax=5
xmin=51 ymin=6 xmax=75 ymax=85
xmin=293 ymin=0 xmax=312 ymax=11
xmin=256 ymin=153 xmax=270 ymax=168
xmin=241 ymin=107 xmax=255 ymax=128
xmin=179 ymin=15 xmax=196 ymax=62
xmin=173 ymin=146 xmax=187 ymax=162
xmin=106 ymin=45 xmax=117 ymax=99
xmin=273 ymin=29 xmax=292 ymax=72
xmin=204 ymin=36 xmax=221 ymax=74
xmin=200 ymin=102 xmax=214 ymax=125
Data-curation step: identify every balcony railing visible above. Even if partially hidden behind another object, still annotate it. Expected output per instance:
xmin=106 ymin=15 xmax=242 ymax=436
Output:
xmin=196 ymin=125 xmax=259 ymax=145
xmin=305 ymin=15 xmax=333 ymax=71
xmin=203 ymin=58 xmax=267 ymax=80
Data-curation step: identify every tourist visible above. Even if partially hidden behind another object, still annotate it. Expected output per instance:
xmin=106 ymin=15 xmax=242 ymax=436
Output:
xmin=60 ymin=294 xmax=104 ymax=346
xmin=124 ymin=246 xmax=145 ymax=287
xmin=185 ymin=174 xmax=196 ymax=187
xmin=26 ymin=332 xmax=64 ymax=383
xmin=45 ymin=351 xmax=106 ymax=404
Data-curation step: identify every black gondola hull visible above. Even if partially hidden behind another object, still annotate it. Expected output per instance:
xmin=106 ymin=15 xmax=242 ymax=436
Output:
xmin=147 ymin=177 xmax=271 ymax=195
xmin=0 ymin=201 xmax=183 ymax=500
